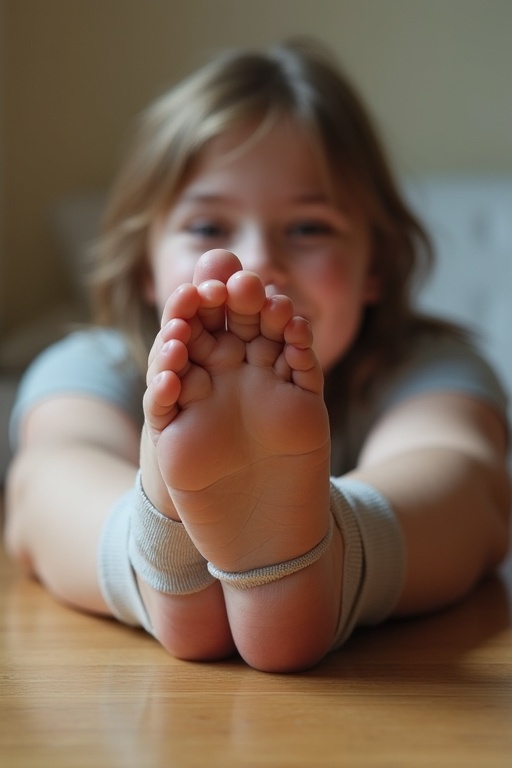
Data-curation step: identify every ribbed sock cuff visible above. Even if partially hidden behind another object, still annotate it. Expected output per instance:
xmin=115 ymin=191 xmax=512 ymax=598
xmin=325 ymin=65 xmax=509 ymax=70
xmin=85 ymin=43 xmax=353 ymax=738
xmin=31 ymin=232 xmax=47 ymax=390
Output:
xmin=329 ymin=477 xmax=406 ymax=649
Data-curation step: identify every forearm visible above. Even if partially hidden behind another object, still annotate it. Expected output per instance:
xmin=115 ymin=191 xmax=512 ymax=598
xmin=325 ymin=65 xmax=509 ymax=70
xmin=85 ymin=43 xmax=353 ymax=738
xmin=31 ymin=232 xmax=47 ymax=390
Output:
xmin=5 ymin=442 xmax=136 ymax=614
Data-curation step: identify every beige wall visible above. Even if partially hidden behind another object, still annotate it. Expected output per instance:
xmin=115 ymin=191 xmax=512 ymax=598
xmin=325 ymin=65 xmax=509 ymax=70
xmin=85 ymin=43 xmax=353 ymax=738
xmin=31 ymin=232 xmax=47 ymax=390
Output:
xmin=2 ymin=0 xmax=512 ymax=334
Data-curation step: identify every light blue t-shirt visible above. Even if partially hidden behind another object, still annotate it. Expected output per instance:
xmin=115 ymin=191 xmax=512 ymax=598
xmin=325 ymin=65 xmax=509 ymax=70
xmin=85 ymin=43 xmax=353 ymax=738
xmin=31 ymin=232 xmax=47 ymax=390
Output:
xmin=10 ymin=328 xmax=508 ymax=475
xmin=328 ymin=333 xmax=508 ymax=473
xmin=9 ymin=329 xmax=145 ymax=448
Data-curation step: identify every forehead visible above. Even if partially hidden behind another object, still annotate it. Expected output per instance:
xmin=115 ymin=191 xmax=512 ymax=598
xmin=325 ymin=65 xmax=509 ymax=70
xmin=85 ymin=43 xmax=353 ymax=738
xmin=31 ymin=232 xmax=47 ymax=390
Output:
xmin=182 ymin=119 xmax=333 ymax=197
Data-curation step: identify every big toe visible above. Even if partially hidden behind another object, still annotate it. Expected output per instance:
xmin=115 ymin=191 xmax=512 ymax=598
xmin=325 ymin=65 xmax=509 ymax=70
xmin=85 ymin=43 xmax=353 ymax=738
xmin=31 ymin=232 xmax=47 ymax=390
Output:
xmin=193 ymin=250 xmax=242 ymax=286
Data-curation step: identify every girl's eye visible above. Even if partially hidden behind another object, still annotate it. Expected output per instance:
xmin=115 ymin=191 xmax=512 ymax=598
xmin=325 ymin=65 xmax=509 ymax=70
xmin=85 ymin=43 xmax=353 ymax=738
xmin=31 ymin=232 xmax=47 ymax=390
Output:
xmin=289 ymin=221 xmax=333 ymax=238
xmin=186 ymin=221 xmax=227 ymax=239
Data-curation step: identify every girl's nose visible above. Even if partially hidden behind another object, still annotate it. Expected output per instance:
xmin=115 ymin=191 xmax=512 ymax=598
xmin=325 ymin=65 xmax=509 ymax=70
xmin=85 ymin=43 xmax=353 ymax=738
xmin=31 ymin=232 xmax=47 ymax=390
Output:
xmin=238 ymin=231 xmax=288 ymax=288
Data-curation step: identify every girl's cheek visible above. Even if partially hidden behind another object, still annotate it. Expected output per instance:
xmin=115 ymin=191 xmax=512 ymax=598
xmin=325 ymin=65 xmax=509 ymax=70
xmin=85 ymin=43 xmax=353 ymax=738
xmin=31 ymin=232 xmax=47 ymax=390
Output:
xmin=300 ymin=258 xmax=349 ymax=296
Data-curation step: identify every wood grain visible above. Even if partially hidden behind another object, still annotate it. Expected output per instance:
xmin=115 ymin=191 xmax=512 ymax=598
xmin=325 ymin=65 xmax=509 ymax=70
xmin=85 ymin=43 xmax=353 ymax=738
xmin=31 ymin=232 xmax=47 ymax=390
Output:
xmin=1 ymin=520 xmax=511 ymax=768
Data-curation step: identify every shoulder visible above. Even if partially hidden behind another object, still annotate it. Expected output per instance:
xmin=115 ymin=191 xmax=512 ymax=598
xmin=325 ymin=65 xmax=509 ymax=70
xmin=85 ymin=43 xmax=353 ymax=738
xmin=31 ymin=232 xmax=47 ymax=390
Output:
xmin=330 ymin=329 xmax=508 ymax=475
xmin=10 ymin=328 xmax=145 ymax=446
xmin=378 ymin=330 xmax=508 ymax=417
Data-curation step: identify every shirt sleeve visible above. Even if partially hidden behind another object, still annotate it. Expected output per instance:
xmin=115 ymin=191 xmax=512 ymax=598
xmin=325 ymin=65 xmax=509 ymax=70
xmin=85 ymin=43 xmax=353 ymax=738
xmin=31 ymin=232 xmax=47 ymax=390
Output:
xmin=9 ymin=329 xmax=145 ymax=449
xmin=378 ymin=334 xmax=508 ymax=418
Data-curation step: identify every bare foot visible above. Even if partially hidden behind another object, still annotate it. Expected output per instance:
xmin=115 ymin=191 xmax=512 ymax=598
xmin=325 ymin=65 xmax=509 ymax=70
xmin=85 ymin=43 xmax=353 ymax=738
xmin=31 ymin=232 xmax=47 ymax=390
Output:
xmin=143 ymin=250 xmax=331 ymax=573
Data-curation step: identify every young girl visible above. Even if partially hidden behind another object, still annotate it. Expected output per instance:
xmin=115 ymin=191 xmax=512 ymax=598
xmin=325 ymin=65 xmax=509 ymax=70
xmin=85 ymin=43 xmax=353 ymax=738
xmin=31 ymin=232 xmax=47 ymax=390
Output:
xmin=5 ymin=40 xmax=510 ymax=672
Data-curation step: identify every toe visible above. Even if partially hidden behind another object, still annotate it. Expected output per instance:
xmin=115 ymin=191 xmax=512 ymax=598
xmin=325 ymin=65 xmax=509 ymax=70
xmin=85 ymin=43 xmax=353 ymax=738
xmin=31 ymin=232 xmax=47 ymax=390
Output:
xmin=143 ymin=370 xmax=182 ymax=438
xmin=196 ymin=279 xmax=228 ymax=333
xmin=225 ymin=271 xmax=266 ymax=341
xmin=147 ymin=338 xmax=189 ymax=387
xmin=261 ymin=295 xmax=294 ymax=342
xmin=193 ymin=249 xmax=242 ymax=285
xmin=161 ymin=284 xmax=200 ymax=327
xmin=284 ymin=317 xmax=323 ymax=395
xmin=283 ymin=316 xmax=314 ymax=349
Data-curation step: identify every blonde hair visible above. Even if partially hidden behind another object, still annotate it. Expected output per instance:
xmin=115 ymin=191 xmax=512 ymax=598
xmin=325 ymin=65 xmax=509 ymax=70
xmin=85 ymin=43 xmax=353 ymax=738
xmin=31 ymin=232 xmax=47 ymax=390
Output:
xmin=89 ymin=39 xmax=442 ymax=388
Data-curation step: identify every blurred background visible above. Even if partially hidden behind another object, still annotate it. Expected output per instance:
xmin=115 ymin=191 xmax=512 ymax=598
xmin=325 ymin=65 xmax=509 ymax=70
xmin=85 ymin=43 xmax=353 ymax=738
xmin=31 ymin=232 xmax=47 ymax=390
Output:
xmin=1 ymin=0 xmax=512 ymax=472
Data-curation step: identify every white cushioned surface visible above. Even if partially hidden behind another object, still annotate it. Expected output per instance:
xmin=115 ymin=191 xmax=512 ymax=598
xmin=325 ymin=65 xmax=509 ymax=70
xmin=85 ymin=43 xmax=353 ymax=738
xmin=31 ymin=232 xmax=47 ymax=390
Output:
xmin=405 ymin=176 xmax=512 ymax=427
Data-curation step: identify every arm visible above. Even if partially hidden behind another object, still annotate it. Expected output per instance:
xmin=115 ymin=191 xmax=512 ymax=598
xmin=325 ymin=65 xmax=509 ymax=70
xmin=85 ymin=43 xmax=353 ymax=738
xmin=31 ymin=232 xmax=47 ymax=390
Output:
xmin=4 ymin=396 xmax=141 ymax=613
xmin=349 ymin=392 xmax=510 ymax=615
xmin=4 ymin=394 xmax=236 ymax=659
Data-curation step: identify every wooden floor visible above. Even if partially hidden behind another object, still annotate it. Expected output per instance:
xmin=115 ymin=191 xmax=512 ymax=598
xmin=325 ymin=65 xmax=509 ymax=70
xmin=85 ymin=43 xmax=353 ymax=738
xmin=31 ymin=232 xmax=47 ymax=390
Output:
xmin=1 ymin=526 xmax=512 ymax=768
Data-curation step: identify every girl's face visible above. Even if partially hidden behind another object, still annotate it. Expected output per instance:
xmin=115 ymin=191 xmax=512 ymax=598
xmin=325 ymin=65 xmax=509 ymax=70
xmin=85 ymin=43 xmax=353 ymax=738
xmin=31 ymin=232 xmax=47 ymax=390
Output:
xmin=146 ymin=120 xmax=380 ymax=372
